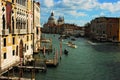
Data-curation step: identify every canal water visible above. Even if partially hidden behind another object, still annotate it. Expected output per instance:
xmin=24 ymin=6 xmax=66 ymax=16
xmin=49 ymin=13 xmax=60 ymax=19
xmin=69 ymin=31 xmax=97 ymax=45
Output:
xmin=36 ymin=34 xmax=120 ymax=80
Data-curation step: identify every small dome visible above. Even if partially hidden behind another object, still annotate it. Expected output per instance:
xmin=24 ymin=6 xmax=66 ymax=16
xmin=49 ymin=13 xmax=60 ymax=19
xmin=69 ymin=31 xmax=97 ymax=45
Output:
xmin=58 ymin=16 xmax=64 ymax=22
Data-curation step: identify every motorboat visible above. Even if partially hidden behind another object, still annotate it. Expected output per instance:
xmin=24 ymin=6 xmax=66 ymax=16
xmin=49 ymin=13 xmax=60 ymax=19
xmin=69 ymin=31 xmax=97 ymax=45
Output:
xmin=41 ymin=38 xmax=51 ymax=43
xmin=67 ymin=41 xmax=77 ymax=48
xmin=70 ymin=44 xmax=77 ymax=48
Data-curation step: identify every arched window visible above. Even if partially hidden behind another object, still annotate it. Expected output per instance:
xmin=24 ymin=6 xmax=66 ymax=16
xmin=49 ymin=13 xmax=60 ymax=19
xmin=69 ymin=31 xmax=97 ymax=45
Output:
xmin=16 ymin=18 xmax=18 ymax=29
xmin=2 ymin=15 xmax=5 ymax=29
xmin=16 ymin=46 xmax=18 ymax=56
xmin=12 ymin=17 xmax=14 ymax=30
xmin=21 ymin=19 xmax=22 ymax=29
xmin=18 ymin=20 xmax=20 ymax=29
xmin=36 ymin=28 xmax=38 ymax=34
xmin=12 ymin=0 xmax=14 ymax=3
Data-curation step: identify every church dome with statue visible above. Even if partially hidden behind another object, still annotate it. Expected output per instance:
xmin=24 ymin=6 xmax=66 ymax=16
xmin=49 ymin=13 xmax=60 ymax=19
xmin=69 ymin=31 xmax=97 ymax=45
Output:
xmin=48 ymin=11 xmax=56 ymax=25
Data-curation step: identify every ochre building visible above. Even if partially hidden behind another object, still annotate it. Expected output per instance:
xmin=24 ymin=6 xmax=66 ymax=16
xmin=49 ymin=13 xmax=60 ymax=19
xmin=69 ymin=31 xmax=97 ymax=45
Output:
xmin=0 ymin=0 xmax=41 ymax=74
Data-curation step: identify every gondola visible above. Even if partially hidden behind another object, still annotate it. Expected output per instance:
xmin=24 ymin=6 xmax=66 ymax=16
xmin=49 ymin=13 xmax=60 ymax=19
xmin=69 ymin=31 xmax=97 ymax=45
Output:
xmin=64 ymin=49 xmax=68 ymax=55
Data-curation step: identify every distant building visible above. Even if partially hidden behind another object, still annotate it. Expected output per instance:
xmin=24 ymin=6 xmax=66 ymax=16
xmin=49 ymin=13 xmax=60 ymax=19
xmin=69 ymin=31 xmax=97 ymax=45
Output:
xmin=90 ymin=17 xmax=120 ymax=42
xmin=84 ymin=23 xmax=91 ymax=38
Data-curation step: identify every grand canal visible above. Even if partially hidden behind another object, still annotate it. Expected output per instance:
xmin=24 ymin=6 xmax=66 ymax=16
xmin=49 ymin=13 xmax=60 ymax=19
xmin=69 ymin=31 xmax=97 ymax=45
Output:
xmin=36 ymin=34 xmax=120 ymax=80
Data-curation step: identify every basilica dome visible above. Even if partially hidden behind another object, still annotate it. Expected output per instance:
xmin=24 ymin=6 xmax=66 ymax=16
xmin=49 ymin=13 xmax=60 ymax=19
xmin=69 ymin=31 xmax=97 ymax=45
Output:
xmin=48 ymin=12 xmax=56 ymax=24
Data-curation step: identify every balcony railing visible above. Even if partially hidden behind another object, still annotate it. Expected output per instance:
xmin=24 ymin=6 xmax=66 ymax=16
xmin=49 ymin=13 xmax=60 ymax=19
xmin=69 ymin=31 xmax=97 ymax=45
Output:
xmin=19 ymin=29 xmax=27 ymax=34
xmin=27 ymin=29 xmax=34 ymax=34
xmin=12 ymin=29 xmax=27 ymax=34
xmin=12 ymin=29 xmax=19 ymax=34
xmin=2 ymin=29 xmax=9 ymax=35
xmin=16 ymin=3 xmax=27 ymax=10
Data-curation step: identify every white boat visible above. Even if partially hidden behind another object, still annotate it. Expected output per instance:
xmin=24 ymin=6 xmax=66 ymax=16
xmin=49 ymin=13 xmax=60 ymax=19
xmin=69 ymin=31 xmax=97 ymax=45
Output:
xmin=67 ymin=41 xmax=77 ymax=48
xmin=41 ymin=39 xmax=51 ymax=43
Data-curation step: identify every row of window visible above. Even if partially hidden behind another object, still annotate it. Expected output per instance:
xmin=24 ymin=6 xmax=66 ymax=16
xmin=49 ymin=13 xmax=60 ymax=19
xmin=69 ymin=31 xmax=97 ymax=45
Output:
xmin=3 ymin=37 xmax=15 ymax=47
xmin=2 ymin=15 xmax=28 ymax=30
xmin=3 ymin=44 xmax=33 ymax=59
xmin=16 ymin=0 xmax=26 ymax=6
xmin=3 ymin=50 xmax=16 ymax=59
xmin=3 ymin=35 xmax=32 ymax=47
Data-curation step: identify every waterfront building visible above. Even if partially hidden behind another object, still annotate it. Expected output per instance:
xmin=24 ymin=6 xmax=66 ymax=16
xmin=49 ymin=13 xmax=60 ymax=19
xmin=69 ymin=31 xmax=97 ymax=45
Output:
xmin=107 ymin=18 xmax=120 ymax=42
xmin=90 ymin=17 xmax=120 ymax=42
xmin=0 ymin=0 xmax=41 ymax=74
xmin=84 ymin=23 xmax=91 ymax=38
xmin=61 ymin=24 xmax=76 ymax=35
xmin=60 ymin=24 xmax=84 ymax=36
xmin=33 ymin=1 xmax=41 ymax=53
xmin=73 ymin=27 xmax=85 ymax=37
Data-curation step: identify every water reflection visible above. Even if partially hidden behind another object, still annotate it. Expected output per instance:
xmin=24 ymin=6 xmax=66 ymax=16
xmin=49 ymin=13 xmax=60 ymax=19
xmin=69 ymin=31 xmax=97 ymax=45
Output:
xmin=92 ymin=43 xmax=120 ymax=53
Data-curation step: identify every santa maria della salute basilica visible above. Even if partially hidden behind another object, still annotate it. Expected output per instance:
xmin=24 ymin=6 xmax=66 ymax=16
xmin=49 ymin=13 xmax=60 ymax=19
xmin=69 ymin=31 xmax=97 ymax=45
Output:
xmin=43 ymin=11 xmax=65 ymax=34
xmin=47 ymin=11 xmax=64 ymax=26
xmin=42 ymin=11 xmax=81 ymax=35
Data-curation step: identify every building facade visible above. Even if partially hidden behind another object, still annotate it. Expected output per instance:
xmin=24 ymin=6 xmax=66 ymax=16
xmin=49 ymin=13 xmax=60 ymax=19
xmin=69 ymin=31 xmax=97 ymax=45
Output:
xmin=33 ymin=1 xmax=41 ymax=53
xmin=0 ymin=0 xmax=41 ymax=74
xmin=90 ymin=17 xmax=120 ymax=42
xmin=84 ymin=23 xmax=91 ymax=38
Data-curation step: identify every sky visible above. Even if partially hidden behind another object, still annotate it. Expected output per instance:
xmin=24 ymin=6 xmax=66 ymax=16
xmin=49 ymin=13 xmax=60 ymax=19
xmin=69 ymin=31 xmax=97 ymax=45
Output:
xmin=38 ymin=0 xmax=120 ymax=26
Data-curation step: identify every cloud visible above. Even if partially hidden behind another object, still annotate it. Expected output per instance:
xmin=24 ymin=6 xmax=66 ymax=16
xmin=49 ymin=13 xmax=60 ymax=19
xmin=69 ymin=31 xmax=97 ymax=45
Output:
xmin=44 ymin=0 xmax=54 ymax=8
xmin=68 ymin=11 xmax=87 ymax=17
xmin=100 ymin=1 xmax=120 ymax=13
xmin=61 ymin=0 xmax=99 ymax=10
xmin=54 ymin=0 xmax=120 ymax=13
xmin=100 ymin=12 xmax=105 ymax=16
xmin=40 ymin=0 xmax=120 ymax=26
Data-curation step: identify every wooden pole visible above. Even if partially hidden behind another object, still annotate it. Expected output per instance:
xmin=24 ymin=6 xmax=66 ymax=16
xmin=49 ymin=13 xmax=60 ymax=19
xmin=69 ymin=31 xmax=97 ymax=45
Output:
xmin=60 ymin=40 xmax=62 ymax=59
xmin=7 ymin=68 xmax=9 ymax=80
xmin=31 ymin=69 xmax=35 ymax=80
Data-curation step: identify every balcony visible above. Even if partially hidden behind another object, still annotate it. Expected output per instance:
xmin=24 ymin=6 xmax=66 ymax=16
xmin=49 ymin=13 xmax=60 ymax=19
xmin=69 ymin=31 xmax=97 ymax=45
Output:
xmin=19 ymin=29 xmax=27 ymax=34
xmin=27 ymin=29 xmax=34 ymax=34
xmin=12 ymin=29 xmax=19 ymax=34
xmin=12 ymin=29 xmax=27 ymax=34
xmin=2 ymin=29 xmax=9 ymax=35
xmin=16 ymin=3 xmax=27 ymax=10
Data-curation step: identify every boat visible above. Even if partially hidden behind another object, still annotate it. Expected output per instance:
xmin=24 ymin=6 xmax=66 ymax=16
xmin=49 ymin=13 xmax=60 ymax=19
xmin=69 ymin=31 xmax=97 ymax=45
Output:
xmin=58 ymin=35 xmax=70 ymax=39
xmin=70 ymin=44 xmax=77 ymax=48
xmin=71 ymin=38 xmax=76 ymax=41
xmin=64 ymin=49 xmax=68 ymax=55
xmin=67 ymin=41 xmax=72 ymax=44
xmin=45 ymin=50 xmax=59 ymax=67
xmin=45 ymin=59 xmax=58 ymax=67
xmin=67 ymin=41 xmax=77 ymax=48
xmin=41 ymin=38 xmax=51 ymax=43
